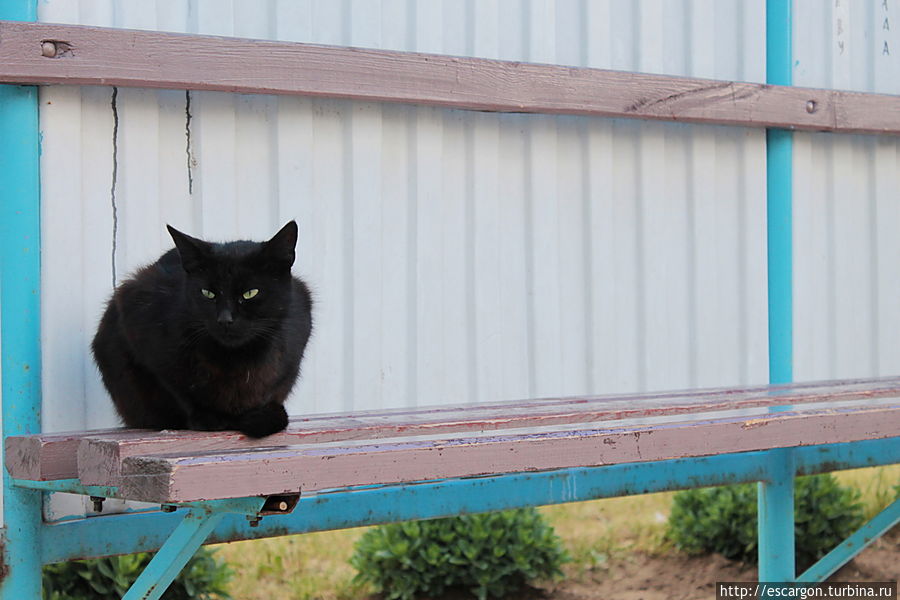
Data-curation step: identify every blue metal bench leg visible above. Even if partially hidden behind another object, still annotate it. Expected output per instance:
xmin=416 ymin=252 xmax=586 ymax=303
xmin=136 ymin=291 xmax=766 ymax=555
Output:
xmin=758 ymin=449 xmax=796 ymax=582
xmin=122 ymin=508 xmax=225 ymax=600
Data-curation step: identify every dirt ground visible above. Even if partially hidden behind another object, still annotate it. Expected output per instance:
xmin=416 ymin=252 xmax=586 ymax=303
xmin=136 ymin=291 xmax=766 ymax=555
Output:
xmin=415 ymin=529 xmax=897 ymax=600
xmin=533 ymin=530 xmax=898 ymax=600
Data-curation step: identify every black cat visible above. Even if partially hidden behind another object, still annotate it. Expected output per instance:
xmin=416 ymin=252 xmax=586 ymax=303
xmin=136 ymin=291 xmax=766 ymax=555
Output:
xmin=92 ymin=221 xmax=312 ymax=438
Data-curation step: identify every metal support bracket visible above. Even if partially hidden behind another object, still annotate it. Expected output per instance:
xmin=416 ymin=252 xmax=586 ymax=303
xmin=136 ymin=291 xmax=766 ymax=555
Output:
xmin=122 ymin=505 xmax=231 ymax=600
xmin=11 ymin=479 xmax=300 ymax=600
xmin=12 ymin=477 xmax=120 ymax=499
xmin=797 ymin=497 xmax=900 ymax=582
xmin=122 ymin=495 xmax=298 ymax=600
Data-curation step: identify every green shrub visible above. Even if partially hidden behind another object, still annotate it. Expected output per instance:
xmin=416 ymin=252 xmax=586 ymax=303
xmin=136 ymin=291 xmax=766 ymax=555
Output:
xmin=667 ymin=474 xmax=865 ymax=571
xmin=350 ymin=509 xmax=569 ymax=600
xmin=42 ymin=547 xmax=233 ymax=600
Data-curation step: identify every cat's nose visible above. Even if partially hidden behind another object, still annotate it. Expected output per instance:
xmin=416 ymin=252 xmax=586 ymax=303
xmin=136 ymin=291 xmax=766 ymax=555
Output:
xmin=217 ymin=308 xmax=234 ymax=326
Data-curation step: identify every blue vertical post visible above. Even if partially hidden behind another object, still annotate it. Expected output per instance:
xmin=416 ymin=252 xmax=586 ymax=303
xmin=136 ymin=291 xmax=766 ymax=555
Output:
xmin=0 ymin=0 xmax=43 ymax=597
xmin=760 ymin=0 xmax=796 ymax=583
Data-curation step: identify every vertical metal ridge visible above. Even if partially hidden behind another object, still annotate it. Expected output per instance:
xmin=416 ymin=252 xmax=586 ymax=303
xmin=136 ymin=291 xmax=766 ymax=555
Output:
xmin=580 ymin=0 xmax=595 ymax=392
xmin=405 ymin=109 xmax=419 ymax=407
xmin=463 ymin=0 xmax=478 ymax=404
xmin=631 ymin=1 xmax=647 ymax=391
xmin=824 ymin=140 xmax=837 ymax=375
xmin=865 ymin=137 xmax=880 ymax=375
xmin=735 ymin=137 xmax=749 ymax=383
xmin=579 ymin=122 xmax=594 ymax=392
xmin=521 ymin=4 xmax=537 ymax=397
xmin=684 ymin=128 xmax=698 ymax=388
xmin=463 ymin=115 xmax=478 ymax=402
xmin=265 ymin=0 xmax=281 ymax=241
xmin=403 ymin=0 xmax=418 ymax=408
xmin=341 ymin=109 xmax=355 ymax=409
xmin=522 ymin=131 xmax=536 ymax=399
xmin=633 ymin=128 xmax=647 ymax=391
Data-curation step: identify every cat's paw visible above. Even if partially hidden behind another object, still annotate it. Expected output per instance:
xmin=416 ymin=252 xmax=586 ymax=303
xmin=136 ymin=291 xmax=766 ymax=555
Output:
xmin=237 ymin=402 xmax=288 ymax=438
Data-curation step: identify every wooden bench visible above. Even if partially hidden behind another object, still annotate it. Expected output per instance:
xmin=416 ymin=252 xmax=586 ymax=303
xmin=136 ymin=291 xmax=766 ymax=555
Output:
xmin=6 ymin=377 xmax=900 ymax=599
xmin=8 ymin=377 xmax=900 ymax=503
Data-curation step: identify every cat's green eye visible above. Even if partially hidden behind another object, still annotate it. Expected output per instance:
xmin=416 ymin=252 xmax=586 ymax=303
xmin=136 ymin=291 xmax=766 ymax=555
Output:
xmin=201 ymin=289 xmax=216 ymax=299
xmin=242 ymin=289 xmax=260 ymax=300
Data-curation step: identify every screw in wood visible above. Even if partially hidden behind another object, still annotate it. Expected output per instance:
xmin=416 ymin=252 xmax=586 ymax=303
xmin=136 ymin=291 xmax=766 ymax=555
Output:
xmin=806 ymin=100 xmax=817 ymax=113
xmin=41 ymin=41 xmax=57 ymax=58
xmin=278 ymin=501 xmax=288 ymax=511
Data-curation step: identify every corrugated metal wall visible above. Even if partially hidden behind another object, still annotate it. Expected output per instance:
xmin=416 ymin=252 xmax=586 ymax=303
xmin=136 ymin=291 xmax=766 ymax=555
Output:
xmin=792 ymin=0 xmax=900 ymax=381
xmin=37 ymin=0 xmax=769 ymax=444
xmin=22 ymin=0 xmax=900 ymax=520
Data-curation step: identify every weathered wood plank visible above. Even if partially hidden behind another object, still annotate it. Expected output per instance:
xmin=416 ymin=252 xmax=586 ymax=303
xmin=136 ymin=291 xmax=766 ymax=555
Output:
xmin=4 ymin=427 xmax=127 ymax=481
xmin=117 ymin=402 xmax=900 ymax=503
xmin=4 ymin=376 xmax=899 ymax=482
xmin=1 ymin=20 xmax=899 ymax=135
xmin=74 ymin=377 xmax=900 ymax=485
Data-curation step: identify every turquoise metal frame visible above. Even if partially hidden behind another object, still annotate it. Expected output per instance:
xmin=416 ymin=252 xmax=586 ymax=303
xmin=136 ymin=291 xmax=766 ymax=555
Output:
xmin=7 ymin=438 xmax=900 ymax=596
xmin=759 ymin=0 xmax=797 ymax=583
xmin=1 ymin=0 xmax=898 ymax=596
xmin=0 ymin=1 xmax=43 ymax=597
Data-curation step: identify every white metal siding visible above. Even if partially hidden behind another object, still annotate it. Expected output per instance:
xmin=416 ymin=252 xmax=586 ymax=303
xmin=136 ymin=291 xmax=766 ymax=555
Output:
xmin=0 ymin=0 xmax=883 ymax=525
xmin=37 ymin=1 xmax=769 ymax=446
xmin=30 ymin=2 xmax=773 ymax=522
xmin=792 ymin=0 xmax=900 ymax=381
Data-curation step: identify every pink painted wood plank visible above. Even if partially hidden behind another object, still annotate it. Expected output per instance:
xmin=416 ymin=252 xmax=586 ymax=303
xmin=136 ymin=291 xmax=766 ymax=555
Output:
xmin=75 ymin=377 xmax=900 ymax=485
xmin=116 ymin=402 xmax=900 ymax=503
xmin=4 ymin=427 xmax=129 ymax=481
xmin=3 ymin=376 xmax=898 ymax=482
xmin=1 ymin=21 xmax=898 ymax=135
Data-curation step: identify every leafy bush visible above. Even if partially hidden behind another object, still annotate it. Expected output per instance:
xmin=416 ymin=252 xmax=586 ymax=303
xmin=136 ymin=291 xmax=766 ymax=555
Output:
xmin=667 ymin=473 xmax=865 ymax=571
xmin=42 ymin=547 xmax=233 ymax=600
xmin=350 ymin=509 xmax=569 ymax=600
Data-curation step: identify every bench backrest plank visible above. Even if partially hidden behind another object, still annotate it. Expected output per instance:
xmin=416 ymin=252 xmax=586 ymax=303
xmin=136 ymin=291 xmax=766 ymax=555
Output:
xmin=72 ymin=377 xmax=900 ymax=486
xmin=116 ymin=401 xmax=900 ymax=503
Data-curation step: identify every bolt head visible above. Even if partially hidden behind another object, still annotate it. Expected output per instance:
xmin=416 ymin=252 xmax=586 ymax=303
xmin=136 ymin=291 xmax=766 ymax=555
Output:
xmin=41 ymin=41 xmax=57 ymax=58
xmin=806 ymin=100 xmax=817 ymax=113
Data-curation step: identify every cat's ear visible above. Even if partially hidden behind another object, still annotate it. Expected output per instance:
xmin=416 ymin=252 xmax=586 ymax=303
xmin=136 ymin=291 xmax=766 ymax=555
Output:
xmin=262 ymin=221 xmax=298 ymax=269
xmin=167 ymin=225 xmax=211 ymax=273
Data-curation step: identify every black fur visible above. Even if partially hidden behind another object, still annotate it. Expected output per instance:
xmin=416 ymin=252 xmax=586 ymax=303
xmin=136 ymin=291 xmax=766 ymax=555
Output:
xmin=92 ymin=221 xmax=312 ymax=438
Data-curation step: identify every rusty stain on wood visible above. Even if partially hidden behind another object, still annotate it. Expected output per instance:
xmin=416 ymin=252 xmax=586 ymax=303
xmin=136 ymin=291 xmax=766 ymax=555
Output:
xmin=0 ymin=20 xmax=898 ymax=135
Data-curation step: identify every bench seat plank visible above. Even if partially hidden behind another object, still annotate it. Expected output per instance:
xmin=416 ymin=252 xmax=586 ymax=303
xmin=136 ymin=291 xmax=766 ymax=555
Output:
xmin=6 ymin=376 xmax=900 ymax=482
xmin=74 ymin=377 xmax=900 ymax=486
xmin=3 ymin=427 xmax=126 ymax=481
xmin=115 ymin=401 xmax=900 ymax=503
